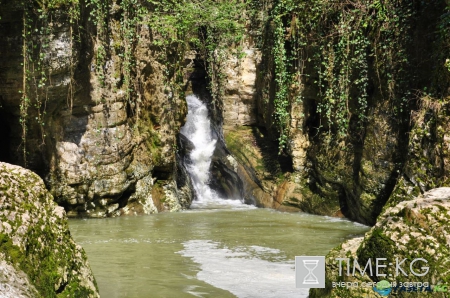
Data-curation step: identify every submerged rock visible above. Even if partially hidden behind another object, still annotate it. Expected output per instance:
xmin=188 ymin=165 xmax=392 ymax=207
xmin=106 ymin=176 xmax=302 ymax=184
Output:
xmin=0 ymin=162 xmax=99 ymax=297
xmin=310 ymin=187 xmax=450 ymax=298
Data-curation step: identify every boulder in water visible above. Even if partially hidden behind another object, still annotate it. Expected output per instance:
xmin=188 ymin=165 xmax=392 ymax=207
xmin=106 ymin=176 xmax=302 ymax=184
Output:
xmin=310 ymin=187 xmax=450 ymax=298
xmin=0 ymin=162 xmax=99 ymax=297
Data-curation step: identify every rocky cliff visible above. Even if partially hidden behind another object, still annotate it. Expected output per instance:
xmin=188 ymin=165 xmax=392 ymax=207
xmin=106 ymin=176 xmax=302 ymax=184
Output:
xmin=218 ymin=0 xmax=450 ymax=224
xmin=0 ymin=1 xmax=192 ymax=217
xmin=310 ymin=187 xmax=450 ymax=298
xmin=0 ymin=162 xmax=99 ymax=297
xmin=0 ymin=0 xmax=449 ymax=226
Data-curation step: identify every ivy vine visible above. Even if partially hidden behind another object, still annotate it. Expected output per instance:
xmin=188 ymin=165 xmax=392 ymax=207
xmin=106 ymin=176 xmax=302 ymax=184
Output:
xmin=15 ymin=0 xmax=79 ymax=166
xmin=266 ymin=0 xmax=445 ymax=150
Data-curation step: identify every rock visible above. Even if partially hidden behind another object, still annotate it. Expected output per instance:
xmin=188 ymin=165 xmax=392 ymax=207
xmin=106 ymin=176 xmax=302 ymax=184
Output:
xmin=178 ymin=133 xmax=196 ymax=158
xmin=0 ymin=260 xmax=39 ymax=298
xmin=0 ymin=5 xmax=188 ymax=217
xmin=0 ymin=162 xmax=99 ymax=297
xmin=210 ymin=140 xmax=245 ymax=200
xmin=224 ymin=126 xmax=304 ymax=209
xmin=150 ymin=179 xmax=190 ymax=212
xmin=222 ymin=45 xmax=261 ymax=127
xmin=175 ymin=138 xmax=194 ymax=209
xmin=310 ymin=187 xmax=450 ymax=298
xmin=388 ymin=97 xmax=450 ymax=209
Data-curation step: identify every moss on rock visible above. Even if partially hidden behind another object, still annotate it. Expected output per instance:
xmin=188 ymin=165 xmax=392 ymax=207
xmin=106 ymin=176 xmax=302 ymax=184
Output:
xmin=224 ymin=126 xmax=306 ymax=210
xmin=311 ymin=188 xmax=450 ymax=298
xmin=387 ymin=97 xmax=450 ymax=210
xmin=0 ymin=162 xmax=99 ymax=297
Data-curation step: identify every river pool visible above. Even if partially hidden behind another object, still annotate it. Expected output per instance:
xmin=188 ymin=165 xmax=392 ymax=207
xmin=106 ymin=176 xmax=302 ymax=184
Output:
xmin=69 ymin=207 xmax=369 ymax=297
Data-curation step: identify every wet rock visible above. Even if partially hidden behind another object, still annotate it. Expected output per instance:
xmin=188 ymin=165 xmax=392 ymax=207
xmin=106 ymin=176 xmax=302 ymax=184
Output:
xmin=210 ymin=140 xmax=244 ymax=200
xmin=178 ymin=133 xmax=195 ymax=159
xmin=223 ymin=126 xmax=303 ymax=209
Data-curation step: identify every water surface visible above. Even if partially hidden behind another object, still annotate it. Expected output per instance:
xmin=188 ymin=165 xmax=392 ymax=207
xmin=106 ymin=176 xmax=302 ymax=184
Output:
xmin=69 ymin=208 xmax=369 ymax=297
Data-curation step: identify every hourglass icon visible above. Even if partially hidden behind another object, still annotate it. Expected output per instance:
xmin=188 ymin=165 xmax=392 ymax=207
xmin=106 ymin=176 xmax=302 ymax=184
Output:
xmin=296 ymin=256 xmax=324 ymax=288
xmin=302 ymin=259 xmax=319 ymax=284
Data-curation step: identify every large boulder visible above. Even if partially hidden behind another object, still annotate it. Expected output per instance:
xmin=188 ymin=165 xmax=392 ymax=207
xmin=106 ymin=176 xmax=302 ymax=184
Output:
xmin=310 ymin=187 xmax=450 ymax=298
xmin=0 ymin=162 xmax=99 ymax=297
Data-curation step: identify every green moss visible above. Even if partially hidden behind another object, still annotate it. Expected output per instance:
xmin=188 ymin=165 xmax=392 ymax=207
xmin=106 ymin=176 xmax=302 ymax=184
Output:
xmin=296 ymin=186 xmax=340 ymax=216
xmin=0 ymin=233 xmax=24 ymax=267
xmin=357 ymin=228 xmax=395 ymax=281
xmin=58 ymin=281 xmax=95 ymax=298
xmin=0 ymin=215 xmax=95 ymax=297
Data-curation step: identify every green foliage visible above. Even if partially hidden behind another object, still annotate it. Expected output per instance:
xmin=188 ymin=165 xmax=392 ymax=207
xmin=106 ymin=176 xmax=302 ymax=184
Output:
xmin=150 ymin=0 xmax=248 ymax=101
xmin=15 ymin=0 xmax=80 ymax=166
xmin=272 ymin=11 xmax=290 ymax=150
xmin=87 ymin=0 xmax=108 ymax=87
xmin=0 ymin=233 xmax=23 ymax=264
xmin=315 ymin=5 xmax=371 ymax=138
xmin=265 ymin=0 xmax=447 ymax=150
xmin=119 ymin=0 xmax=144 ymax=101
xmin=1 ymin=226 xmax=96 ymax=297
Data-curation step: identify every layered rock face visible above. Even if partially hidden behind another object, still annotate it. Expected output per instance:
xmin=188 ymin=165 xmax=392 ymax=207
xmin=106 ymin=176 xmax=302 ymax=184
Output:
xmin=0 ymin=162 xmax=99 ymax=297
xmin=219 ymin=0 xmax=450 ymax=224
xmin=0 ymin=2 xmax=191 ymax=217
xmin=222 ymin=45 xmax=261 ymax=128
xmin=218 ymin=34 xmax=305 ymax=210
xmin=1 ymin=0 xmax=449 ymax=225
xmin=310 ymin=187 xmax=450 ymax=298
xmin=46 ymin=17 xmax=188 ymax=217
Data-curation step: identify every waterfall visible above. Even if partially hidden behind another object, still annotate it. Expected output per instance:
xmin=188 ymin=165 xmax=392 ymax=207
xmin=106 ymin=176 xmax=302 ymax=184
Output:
xmin=180 ymin=95 xmax=246 ymax=208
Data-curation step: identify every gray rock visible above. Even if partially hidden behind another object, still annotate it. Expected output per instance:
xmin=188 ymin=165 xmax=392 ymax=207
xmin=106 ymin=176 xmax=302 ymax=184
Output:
xmin=310 ymin=187 xmax=450 ymax=298
xmin=0 ymin=162 xmax=99 ymax=297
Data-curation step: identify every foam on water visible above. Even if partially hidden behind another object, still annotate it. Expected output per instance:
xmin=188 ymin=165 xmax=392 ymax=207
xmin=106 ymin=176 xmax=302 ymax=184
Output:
xmin=178 ymin=240 xmax=309 ymax=298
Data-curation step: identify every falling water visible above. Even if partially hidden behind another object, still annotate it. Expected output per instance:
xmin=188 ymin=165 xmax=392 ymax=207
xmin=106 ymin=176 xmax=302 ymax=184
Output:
xmin=180 ymin=95 xmax=245 ymax=208
xmin=70 ymin=99 xmax=370 ymax=298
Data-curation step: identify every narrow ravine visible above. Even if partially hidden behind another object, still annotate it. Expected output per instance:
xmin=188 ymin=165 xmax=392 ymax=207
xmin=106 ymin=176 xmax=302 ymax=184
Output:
xmin=68 ymin=97 xmax=369 ymax=298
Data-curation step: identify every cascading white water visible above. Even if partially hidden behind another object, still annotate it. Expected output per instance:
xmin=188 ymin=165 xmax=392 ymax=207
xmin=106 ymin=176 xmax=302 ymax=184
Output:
xmin=180 ymin=95 xmax=247 ymax=208
xmin=180 ymin=95 xmax=217 ymax=202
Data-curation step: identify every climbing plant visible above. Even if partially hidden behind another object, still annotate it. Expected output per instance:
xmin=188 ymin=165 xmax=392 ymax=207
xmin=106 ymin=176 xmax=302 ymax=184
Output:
xmin=266 ymin=0 xmax=443 ymax=150
xmin=87 ymin=0 xmax=108 ymax=86
xmin=16 ymin=0 xmax=79 ymax=166
xmin=149 ymin=0 xmax=248 ymax=102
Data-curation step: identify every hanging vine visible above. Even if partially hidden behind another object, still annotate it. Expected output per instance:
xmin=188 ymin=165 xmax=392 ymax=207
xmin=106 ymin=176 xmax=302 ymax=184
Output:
xmin=272 ymin=9 xmax=290 ymax=151
xmin=17 ymin=0 xmax=79 ymax=166
xmin=266 ymin=0 xmax=437 ymax=149
xmin=150 ymin=0 xmax=247 ymax=104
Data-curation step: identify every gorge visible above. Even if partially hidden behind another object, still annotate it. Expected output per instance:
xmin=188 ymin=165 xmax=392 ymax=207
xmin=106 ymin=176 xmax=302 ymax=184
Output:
xmin=0 ymin=0 xmax=450 ymax=297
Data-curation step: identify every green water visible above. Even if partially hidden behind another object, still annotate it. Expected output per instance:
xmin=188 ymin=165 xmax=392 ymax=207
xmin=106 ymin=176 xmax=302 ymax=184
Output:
xmin=69 ymin=208 xmax=369 ymax=298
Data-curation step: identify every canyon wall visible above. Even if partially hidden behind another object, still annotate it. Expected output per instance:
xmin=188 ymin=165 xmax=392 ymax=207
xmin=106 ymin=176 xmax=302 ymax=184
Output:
xmin=0 ymin=0 xmax=449 ymax=225
xmin=219 ymin=0 xmax=450 ymax=224
xmin=0 ymin=1 xmax=192 ymax=217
